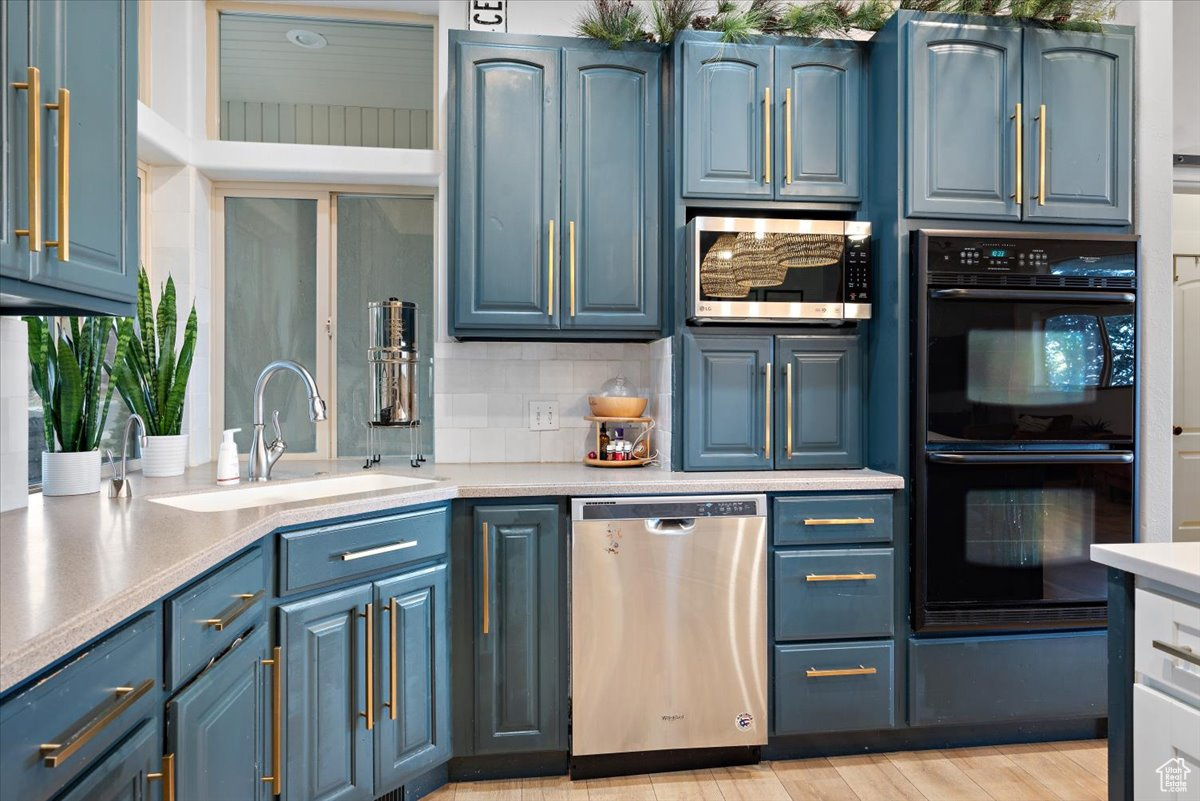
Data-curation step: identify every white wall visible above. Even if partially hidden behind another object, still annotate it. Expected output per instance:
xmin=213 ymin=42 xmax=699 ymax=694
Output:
xmin=1174 ymin=0 xmax=1200 ymax=156
xmin=0 ymin=319 xmax=28 ymax=512
xmin=1176 ymin=194 xmax=1200 ymax=253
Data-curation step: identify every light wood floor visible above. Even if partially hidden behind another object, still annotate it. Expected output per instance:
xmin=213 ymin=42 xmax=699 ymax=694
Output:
xmin=425 ymin=740 xmax=1107 ymax=801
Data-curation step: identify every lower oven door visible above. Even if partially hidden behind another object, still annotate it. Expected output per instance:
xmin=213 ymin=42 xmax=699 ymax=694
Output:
xmin=915 ymin=450 xmax=1134 ymax=633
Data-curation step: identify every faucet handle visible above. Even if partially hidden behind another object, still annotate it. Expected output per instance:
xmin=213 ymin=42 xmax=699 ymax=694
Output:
xmin=270 ymin=410 xmax=284 ymax=445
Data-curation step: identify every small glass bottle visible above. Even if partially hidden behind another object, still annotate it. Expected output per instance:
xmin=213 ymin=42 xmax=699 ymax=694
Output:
xmin=598 ymin=423 xmax=610 ymax=461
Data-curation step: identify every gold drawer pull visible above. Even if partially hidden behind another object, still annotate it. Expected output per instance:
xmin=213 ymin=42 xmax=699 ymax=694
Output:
xmin=202 ymin=590 xmax=264 ymax=631
xmin=260 ymin=647 xmax=282 ymax=795
xmin=1154 ymin=640 xmax=1200 ymax=669
xmin=340 ymin=540 xmax=417 ymax=561
xmin=806 ymin=665 xmax=877 ymax=678
xmin=359 ymin=602 xmax=374 ymax=731
xmin=803 ymin=517 xmax=875 ymax=526
xmin=39 ymin=678 xmax=154 ymax=767
xmin=383 ymin=597 xmax=398 ymax=720
xmin=44 ymin=87 xmax=69 ymax=260
xmin=148 ymin=753 xmax=175 ymax=801
xmin=11 ymin=66 xmax=41 ymax=250
xmin=806 ymin=572 xmax=877 ymax=582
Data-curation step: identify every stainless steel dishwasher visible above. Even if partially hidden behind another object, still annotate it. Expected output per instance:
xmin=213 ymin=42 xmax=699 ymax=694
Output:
xmin=570 ymin=495 xmax=768 ymax=758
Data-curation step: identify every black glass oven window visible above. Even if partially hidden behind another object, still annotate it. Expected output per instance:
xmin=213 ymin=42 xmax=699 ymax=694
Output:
xmin=697 ymin=231 xmax=843 ymax=303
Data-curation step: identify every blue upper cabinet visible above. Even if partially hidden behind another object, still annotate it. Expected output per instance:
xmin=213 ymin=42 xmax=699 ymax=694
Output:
xmin=775 ymin=335 xmax=862 ymax=469
xmin=683 ymin=333 xmax=772 ymax=471
xmin=451 ymin=40 xmax=560 ymax=330
xmin=775 ymin=42 xmax=862 ymax=201
xmin=1 ymin=0 xmax=136 ymax=315
xmin=906 ymin=19 xmax=1023 ymax=221
xmin=561 ymin=48 xmax=660 ymax=329
xmin=1021 ymin=27 xmax=1132 ymax=224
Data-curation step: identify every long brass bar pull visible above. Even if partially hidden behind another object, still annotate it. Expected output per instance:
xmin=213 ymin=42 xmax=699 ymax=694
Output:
xmin=11 ymin=66 xmax=41 ymax=250
xmin=784 ymin=87 xmax=793 ymax=185
xmin=764 ymin=362 xmax=772 ymax=459
xmin=340 ymin=540 xmax=417 ymax=561
xmin=260 ymin=647 xmax=282 ymax=795
xmin=387 ymin=597 xmax=398 ymax=720
xmin=1036 ymin=103 xmax=1047 ymax=205
xmin=569 ymin=220 xmax=577 ymax=317
xmin=1011 ymin=103 xmax=1022 ymax=205
xmin=482 ymin=522 xmax=490 ymax=635
xmin=202 ymin=590 xmax=263 ymax=630
xmin=1153 ymin=640 xmax=1200 ymax=668
xmin=806 ymin=572 xmax=878 ymax=582
xmin=359 ymin=603 xmax=374 ymax=731
xmin=763 ymin=87 xmax=771 ymax=184
xmin=148 ymin=753 xmax=175 ymax=801
xmin=44 ymin=88 xmax=69 ymax=260
xmin=785 ymin=362 xmax=793 ymax=459
xmin=806 ymin=665 xmax=877 ymax=678
xmin=39 ymin=678 xmax=154 ymax=767
xmin=803 ymin=517 xmax=876 ymax=526
xmin=547 ymin=220 xmax=555 ymax=317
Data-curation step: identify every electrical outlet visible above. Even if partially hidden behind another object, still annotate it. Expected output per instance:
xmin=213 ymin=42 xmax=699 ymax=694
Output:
xmin=529 ymin=400 xmax=560 ymax=431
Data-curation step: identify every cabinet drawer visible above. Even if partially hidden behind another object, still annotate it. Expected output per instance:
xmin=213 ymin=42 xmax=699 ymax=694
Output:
xmin=0 ymin=612 xmax=159 ymax=801
xmin=1136 ymin=588 xmax=1200 ymax=706
xmin=166 ymin=547 xmax=266 ymax=691
xmin=774 ymin=549 xmax=894 ymax=640
xmin=773 ymin=641 xmax=894 ymax=735
xmin=1134 ymin=683 xmax=1200 ymax=801
xmin=279 ymin=505 xmax=449 ymax=594
xmin=774 ymin=495 xmax=893 ymax=545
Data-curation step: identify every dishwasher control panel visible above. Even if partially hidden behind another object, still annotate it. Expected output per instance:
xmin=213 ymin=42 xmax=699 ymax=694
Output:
xmin=573 ymin=495 xmax=766 ymax=521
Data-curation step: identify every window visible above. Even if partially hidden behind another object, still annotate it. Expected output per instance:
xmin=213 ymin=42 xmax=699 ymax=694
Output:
xmin=214 ymin=187 xmax=435 ymax=461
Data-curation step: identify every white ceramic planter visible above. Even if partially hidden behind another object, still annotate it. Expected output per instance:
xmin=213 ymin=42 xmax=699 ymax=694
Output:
xmin=41 ymin=450 xmax=102 ymax=496
xmin=141 ymin=434 xmax=189 ymax=477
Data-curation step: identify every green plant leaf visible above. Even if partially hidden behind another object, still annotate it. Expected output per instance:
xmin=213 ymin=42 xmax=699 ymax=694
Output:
xmin=24 ymin=317 xmax=55 ymax=452
xmin=136 ymin=267 xmax=158 ymax=398
xmin=56 ymin=330 xmax=85 ymax=451
xmin=155 ymin=276 xmax=178 ymax=417
xmin=163 ymin=304 xmax=197 ymax=436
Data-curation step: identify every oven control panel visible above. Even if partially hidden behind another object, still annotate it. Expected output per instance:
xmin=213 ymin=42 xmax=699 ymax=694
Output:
xmin=921 ymin=232 xmax=1138 ymax=279
xmin=844 ymin=238 xmax=872 ymax=303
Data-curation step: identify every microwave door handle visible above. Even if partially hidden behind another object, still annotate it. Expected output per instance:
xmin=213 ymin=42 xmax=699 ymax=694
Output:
xmin=927 ymin=451 xmax=1134 ymax=465
xmin=928 ymin=288 xmax=1136 ymax=304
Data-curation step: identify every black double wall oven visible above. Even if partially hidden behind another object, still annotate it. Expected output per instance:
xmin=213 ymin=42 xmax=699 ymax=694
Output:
xmin=913 ymin=230 xmax=1139 ymax=633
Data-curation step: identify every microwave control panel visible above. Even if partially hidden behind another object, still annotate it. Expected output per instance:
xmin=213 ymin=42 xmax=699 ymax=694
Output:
xmin=844 ymin=238 xmax=872 ymax=302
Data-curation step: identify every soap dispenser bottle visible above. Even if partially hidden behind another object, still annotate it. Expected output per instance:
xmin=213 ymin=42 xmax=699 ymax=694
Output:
xmin=217 ymin=428 xmax=241 ymax=485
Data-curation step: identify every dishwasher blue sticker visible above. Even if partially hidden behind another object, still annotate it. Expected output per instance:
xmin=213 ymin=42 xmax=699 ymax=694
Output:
xmin=736 ymin=713 xmax=754 ymax=731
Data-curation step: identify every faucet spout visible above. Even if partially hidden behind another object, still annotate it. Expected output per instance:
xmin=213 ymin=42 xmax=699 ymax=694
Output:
xmin=248 ymin=360 xmax=326 ymax=482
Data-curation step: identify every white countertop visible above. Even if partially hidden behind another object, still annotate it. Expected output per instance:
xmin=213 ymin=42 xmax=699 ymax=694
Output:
xmin=1091 ymin=542 xmax=1200 ymax=595
xmin=0 ymin=460 xmax=903 ymax=693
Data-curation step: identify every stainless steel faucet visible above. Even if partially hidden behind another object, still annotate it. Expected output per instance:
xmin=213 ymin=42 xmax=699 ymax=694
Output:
xmin=248 ymin=360 xmax=327 ymax=482
xmin=106 ymin=413 xmax=147 ymax=498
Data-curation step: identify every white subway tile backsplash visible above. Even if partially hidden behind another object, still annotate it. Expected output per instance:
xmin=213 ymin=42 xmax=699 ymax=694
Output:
xmin=488 ymin=395 xmax=523 ymax=429
xmin=434 ymin=428 xmax=470 ymax=463
xmin=451 ymin=393 xmax=488 ymax=428
xmin=469 ymin=428 xmax=506 ymax=463
xmin=502 ymin=361 xmax=540 ymax=393
xmin=521 ymin=343 xmax=556 ymax=360
xmin=504 ymin=428 xmax=540 ymax=462
xmin=538 ymin=360 xmax=573 ymax=393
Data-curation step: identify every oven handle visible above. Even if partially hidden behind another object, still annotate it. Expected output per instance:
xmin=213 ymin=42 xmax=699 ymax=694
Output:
xmin=927 ymin=451 xmax=1134 ymax=465
xmin=929 ymin=288 xmax=1135 ymax=304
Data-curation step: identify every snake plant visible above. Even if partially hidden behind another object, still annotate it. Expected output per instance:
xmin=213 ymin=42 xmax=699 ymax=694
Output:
xmin=25 ymin=316 xmax=130 ymax=453
xmin=111 ymin=267 xmax=198 ymax=437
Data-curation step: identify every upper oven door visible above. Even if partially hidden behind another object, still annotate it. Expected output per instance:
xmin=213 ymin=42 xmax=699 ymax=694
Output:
xmin=922 ymin=288 xmax=1136 ymax=445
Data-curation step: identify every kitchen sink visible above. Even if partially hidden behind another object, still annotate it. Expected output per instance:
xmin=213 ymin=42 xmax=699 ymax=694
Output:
xmin=150 ymin=474 xmax=437 ymax=513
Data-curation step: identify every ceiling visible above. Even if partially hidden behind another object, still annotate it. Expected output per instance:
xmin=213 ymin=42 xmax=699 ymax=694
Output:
xmin=220 ymin=12 xmax=434 ymax=110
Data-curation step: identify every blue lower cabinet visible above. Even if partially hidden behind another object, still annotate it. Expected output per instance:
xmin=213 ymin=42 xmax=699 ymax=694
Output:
xmin=374 ymin=564 xmax=450 ymax=790
xmin=280 ymin=584 xmax=374 ymax=801
xmin=774 ymin=641 xmax=895 ymax=735
xmin=683 ymin=334 xmax=772 ymax=471
xmin=909 ymin=631 xmax=1108 ymax=726
xmin=775 ymin=335 xmax=863 ymax=469
xmin=56 ymin=718 xmax=161 ymax=801
xmin=167 ymin=625 xmax=272 ymax=801
xmin=774 ymin=549 xmax=894 ymax=640
xmin=773 ymin=495 xmax=893 ymax=546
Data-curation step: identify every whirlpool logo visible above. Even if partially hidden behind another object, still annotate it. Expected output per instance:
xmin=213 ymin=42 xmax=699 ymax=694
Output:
xmin=661 ymin=714 xmax=685 ymax=722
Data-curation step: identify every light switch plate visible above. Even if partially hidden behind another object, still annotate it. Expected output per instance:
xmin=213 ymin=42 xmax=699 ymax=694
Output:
xmin=529 ymin=400 xmax=560 ymax=431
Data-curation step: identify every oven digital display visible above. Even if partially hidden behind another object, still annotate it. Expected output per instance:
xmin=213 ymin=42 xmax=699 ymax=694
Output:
xmin=989 ymin=248 xmax=1008 ymax=258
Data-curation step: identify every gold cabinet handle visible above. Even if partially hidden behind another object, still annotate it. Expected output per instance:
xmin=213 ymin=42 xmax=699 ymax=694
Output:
xmin=340 ymin=540 xmax=417 ymax=562
xmin=44 ymin=88 xmax=69 ymax=260
xmin=148 ymin=753 xmax=175 ymax=801
xmin=806 ymin=665 xmax=877 ymax=678
xmin=803 ymin=517 xmax=876 ymax=526
xmin=784 ymin=87 xmax=793 ymax=185
xmin=482 ymin=521 xmax=490 ymax=635
xmin=11 ymin=66 xmax=41 ymax=251
xmin=39 ymin=678 xmax=153 ymax=767
xmin=1153 ymin=640 xmax=1200 ymax=668
xmin=569 ymin=220 xmax=577 ymax=317
xmin=1010 ymin=102 xmax=1022 ymax=205
xmin=785 ymin=362 xmax=793 ymax=459
xmin=260 ymin=647 xmax=281 ymax=795
xmin=1036 ymin=103 xmax=1047 ymax=205
xmin=359 ymin=603 xmax=374 ymax=730
xmin=201 ymin=590 xmax=263 ymax=631
xmin=806 ymin=572 xmax=877 ymax=582
xmin=384 ymin=597 xmax=398 ymax=720
xmin=764 ymin=361 xmax=772 ymax=459
xmin=763 ymin=87 xmax=771 ymax=184
xmin=547 ymin=220 xmax=555 ymax=317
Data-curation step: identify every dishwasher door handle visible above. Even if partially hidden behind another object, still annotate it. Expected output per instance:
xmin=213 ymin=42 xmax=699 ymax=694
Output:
xmin=645 ymin=518 xmax=697 ymax=535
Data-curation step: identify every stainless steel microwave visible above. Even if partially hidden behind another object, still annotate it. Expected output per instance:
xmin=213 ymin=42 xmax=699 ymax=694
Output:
xmin=687 ymin=216 xmax=872 ymax=323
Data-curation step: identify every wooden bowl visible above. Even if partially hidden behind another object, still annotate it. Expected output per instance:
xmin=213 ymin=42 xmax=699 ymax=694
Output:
xmin=588 ymin=395 xmax=648 ymax=418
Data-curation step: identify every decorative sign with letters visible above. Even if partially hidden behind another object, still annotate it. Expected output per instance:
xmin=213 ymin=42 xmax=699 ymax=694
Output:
xmin=468 ymin=1 xmax=507 ymax=31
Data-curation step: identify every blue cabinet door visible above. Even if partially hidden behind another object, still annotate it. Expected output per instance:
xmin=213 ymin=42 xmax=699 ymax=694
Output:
xmin=374 ymin=564 xmax=450 ymax=790
xmin=28 ymin=0 xmax=136 ymax=305
xmin=775 ymin=335 xmax=862 ymax=469
xmin=561 ymin=47 xmax=660 ymax=329
xmin=906 ymin=19 xmax=1022 ymax=220
xmin=2 ymin=0 xmax=33 ymax=280
xmin=681 ymin=39 xmax=773 ymax=198
xmin=56 ymin=719 xmax=160 ymax=801
xmin=280 ymin=584 xmax=373 ymax=801
xmin=473 ymin=504 xmax=565 ymax=754
xmin=1021 ymin=28 xmax=1132 ymax=225
xmin=774 ymin=42 xmax=862 ymax=201
xmin=452 ymin=40 xmax=560 ymax=330
xmin=682 ymin=334 xmax=772 ymax=471
xmin=168 ymin=625 xmax=271 ymax=801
